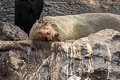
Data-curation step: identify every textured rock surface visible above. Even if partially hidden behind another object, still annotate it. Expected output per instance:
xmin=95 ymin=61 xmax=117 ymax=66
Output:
xmin=0 ymin=29 xmax=120 ymax=80
xmin=1 ymin=0 xmax=120 ymax=24
xmin=0 ymin=21 xmax=28 ymax=41
xmin=41 ymin=0 xmax=120 ymax=17
xmin=0 ymin=0 xmax=14 ymax=24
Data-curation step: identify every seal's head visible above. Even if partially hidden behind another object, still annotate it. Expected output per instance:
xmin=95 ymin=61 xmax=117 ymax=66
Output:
xmin=29 ymin=19 xmax=59 ymax=41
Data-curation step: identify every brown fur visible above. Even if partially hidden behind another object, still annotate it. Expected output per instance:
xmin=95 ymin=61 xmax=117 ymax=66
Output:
xmin=29 ymin=13 xmax=120 ymax=41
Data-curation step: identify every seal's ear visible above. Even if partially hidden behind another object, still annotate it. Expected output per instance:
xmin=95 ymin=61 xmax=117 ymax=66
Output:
xmin=37 ymin=18 xmax=43 ymax=23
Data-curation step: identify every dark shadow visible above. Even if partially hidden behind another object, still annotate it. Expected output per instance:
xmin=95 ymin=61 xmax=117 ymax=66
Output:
xmin=15 ymin=0 xmax=44 ymax=34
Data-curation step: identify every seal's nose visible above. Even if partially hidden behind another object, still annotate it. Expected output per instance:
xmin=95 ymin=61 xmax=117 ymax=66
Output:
xmin=47 ymin=31 xmax=51 ymax=35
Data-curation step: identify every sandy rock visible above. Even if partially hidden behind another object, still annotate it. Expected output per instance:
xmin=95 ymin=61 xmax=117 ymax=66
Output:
xmin=0 ymin=21 xmax=28 ymax=41
xmin=0 ymin=29 xmax=120 ymax=80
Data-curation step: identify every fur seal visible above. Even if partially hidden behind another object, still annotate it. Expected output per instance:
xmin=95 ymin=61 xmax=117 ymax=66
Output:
xmin=29 ymin=13 xmax=120 ymax=41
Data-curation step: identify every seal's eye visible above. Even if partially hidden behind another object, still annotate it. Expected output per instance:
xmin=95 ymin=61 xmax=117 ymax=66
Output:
xmin=47 ymin=32 xmax=51 ymax=35
xmin=44 ymin=22 xmax=48 ymax=26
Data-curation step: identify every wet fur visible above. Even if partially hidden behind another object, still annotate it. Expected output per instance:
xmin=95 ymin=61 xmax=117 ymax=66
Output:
xmin=29 ymin=13 xmax=120 ymax=41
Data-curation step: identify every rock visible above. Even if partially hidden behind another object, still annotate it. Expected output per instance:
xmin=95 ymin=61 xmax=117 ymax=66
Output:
xmin=1 ymin=0 xmax=120 ymax=24
xmin=0 ymin=0 xmax=120 ymax=24
xmin=0 ymin=0 xmax=15 ymax=24
xmin=0 ymin=21 xmax=28 ymax=41
xmin=0 ymin=29 xmax=120 ymax=80
xmin=41 ymin=0 xmax=120 ymax=17
xmin=47 ymin=29 xmax=120 ymax=80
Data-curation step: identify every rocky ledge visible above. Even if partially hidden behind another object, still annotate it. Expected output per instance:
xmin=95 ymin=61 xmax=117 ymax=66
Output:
xmin=0 ymin=21 xmax=120 ymax=80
